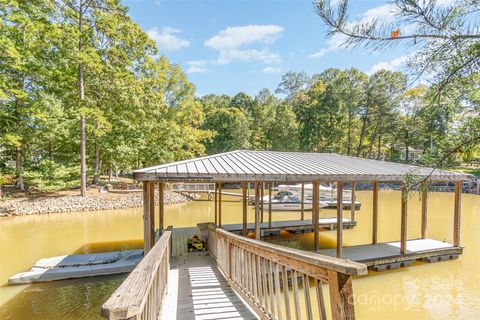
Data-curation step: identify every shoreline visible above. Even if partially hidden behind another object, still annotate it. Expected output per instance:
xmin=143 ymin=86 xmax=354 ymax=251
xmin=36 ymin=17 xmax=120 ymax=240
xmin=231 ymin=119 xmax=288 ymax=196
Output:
xmin=0 ymin=190 xmax=193 ymax=217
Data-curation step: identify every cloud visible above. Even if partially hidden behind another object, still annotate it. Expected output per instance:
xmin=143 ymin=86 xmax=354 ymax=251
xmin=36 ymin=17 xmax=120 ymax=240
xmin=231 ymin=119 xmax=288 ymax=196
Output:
xmin=147 ymin=27 xmax=190 ymax=51
xmin=262 ymin=66 xmax=284 ymax=74
xmin=368 ymin=55 xmax=409 ymax=75
xmin=310 ymin=3 xmax=396 ymax=59
xmin=205 ymin=25 xmax=283 ymax=64
xmin=362 ymin=4 xmax=396 ymax=22
xmin=186 ymin=60 xmax=209 ymax=74
xmin=218 ymin=49 xmax=281 ymax=65
xmin=205 ymin=25 xmax=283 ymax=50
xmin=309 ymin=33 xmax=346 ymax=59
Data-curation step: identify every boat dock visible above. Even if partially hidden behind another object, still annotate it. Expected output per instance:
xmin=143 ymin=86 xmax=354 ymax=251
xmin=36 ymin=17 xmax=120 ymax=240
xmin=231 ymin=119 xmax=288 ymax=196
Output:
xmin=102 ymin=226 xmax=368 ymax=320
xmin=101 ymin=150 xmax=470 ymax=320
xmin=222 ymin=217 xmax=356 ymax=236
xmin=318 ymin=238 xmax=462 ymax=271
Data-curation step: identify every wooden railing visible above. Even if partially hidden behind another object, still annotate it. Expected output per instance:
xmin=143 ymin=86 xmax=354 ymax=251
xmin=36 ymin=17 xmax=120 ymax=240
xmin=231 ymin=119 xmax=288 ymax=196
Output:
xmin=101 ymin=231 xmax=171 ymax=320
xmin=208 ymin=226 xmax=367 ymax=320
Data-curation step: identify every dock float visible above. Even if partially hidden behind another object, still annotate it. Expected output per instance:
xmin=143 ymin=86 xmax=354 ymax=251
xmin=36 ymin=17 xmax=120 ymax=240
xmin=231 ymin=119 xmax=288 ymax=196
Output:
xmin=318 ymin=238 xmax=462 ymax=271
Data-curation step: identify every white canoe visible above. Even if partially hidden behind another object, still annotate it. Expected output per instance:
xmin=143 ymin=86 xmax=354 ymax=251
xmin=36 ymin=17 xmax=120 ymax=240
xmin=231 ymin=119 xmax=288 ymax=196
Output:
xmin=8 ymin=249 xmax=143 ymax=285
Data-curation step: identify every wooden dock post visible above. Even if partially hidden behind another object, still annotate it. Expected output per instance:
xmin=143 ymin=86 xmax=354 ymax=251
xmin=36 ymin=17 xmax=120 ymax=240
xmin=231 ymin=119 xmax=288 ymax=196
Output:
xmin=159 ymin=181 xmax=164 ymax=233
xmin=313 ymin=181 xmax=320 ymax=252
xmin=301 ymin=182 xmax=305 ymax=220
xmin=328 ymin=271 xmax=356 ymax=320
xmin=242 ymin=182 xmax=248 ymax=236
xmin=421 ymin=181 xmax=428 ymax=239
xmin=350 ymin=181 xmax=356 ymax=222
xmin=260 ymin=183 xmax=264 ymax=223
xmin=214 ymin=182 xmax=218 ymax=226
xmin=218 ymin=182 xmax=222 ymax=227
xmin=400 ymin=184 xmax=408 ymax=254
xmin=268 ymin=182 xmax=272 ymax=228
xmin=254 ymin=182 xmax=261 ymax=240
xmin=454 ymin=181 xmax=462 ymax=247
xmin=143 ymin=181 xmax=155 ymax=253
xmin=337 ymin=182 xmax=344 ymax=258
xmin=372 ymin=181 xmax=379 ymax=244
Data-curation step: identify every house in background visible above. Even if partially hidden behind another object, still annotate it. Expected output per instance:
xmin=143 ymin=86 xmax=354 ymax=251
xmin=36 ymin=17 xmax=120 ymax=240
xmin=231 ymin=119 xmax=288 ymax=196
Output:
xmin=399 ymin=147 xmax=423 ymax=162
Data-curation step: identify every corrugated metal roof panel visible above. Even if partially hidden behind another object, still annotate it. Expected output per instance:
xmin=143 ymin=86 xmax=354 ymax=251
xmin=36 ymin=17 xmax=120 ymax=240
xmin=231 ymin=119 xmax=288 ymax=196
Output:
xmin=133 ymin=150 xmax=471 ymax=182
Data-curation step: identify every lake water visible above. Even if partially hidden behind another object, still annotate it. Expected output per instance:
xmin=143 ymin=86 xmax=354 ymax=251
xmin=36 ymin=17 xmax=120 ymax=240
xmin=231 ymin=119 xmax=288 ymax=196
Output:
xmin=0 ymin=190 xmax=479 ymax=319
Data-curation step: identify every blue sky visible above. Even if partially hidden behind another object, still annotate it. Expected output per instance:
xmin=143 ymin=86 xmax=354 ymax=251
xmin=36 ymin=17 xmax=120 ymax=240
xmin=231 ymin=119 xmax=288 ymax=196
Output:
xmin=124 ymin=0 xmax=413 ymax=96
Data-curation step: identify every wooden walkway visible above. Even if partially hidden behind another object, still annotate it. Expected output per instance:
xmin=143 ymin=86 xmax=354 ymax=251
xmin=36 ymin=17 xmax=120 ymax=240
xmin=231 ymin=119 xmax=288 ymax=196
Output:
xmin=161 ymin=252 xmax=258 ymax=319
xmin=318 ymin=238 xmax=463 ymax=270
xmin=222 ymin=217 xmax=356 ymax=236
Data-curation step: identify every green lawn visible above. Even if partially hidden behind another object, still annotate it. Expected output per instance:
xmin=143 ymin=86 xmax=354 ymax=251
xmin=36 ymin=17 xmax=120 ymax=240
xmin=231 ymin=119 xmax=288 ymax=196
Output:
xmin=455 ymin=167 xmax=480 ymax=177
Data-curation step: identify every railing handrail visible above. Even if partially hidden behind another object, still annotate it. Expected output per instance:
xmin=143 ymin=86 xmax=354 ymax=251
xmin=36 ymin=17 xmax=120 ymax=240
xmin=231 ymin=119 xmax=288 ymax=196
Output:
xmin=101 ymin=231 xmax=172 ymax=319
xmin=211 ymin=226 xmax=367 ymax=276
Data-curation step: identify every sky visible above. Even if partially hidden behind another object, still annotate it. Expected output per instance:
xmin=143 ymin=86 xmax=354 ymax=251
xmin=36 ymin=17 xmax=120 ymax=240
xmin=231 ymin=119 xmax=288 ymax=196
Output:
xmin=124 ymin=0 xmax=413 ymax=96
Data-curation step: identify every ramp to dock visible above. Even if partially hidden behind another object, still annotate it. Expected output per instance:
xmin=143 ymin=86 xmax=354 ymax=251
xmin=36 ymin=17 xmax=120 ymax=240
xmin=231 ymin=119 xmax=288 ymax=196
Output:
xmin=162 ymin=226 xmax=257 ymax=319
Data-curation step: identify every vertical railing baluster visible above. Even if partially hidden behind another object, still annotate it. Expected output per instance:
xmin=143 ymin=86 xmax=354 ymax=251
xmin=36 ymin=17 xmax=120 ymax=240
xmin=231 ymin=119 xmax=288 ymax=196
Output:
xmin=292 ymin=271 xmax=301 ymax=320
xmin=268 ymin=260 xmax=276 ymax=319
xmin=274 ymin=263 xmax=283 ymax=320
xmin=303 ymin=275 xmax=313 ymax=320
xmin=315 ymin=279 xmax=327 ymax=320
xmin=282 ymin=265 xmax=291 ymax=319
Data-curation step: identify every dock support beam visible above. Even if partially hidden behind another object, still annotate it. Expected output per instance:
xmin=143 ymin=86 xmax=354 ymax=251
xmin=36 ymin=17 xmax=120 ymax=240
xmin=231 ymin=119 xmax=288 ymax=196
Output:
xmin=214 ymin=182 xmax=218 ymax=226
xmin=350 ymin=181 xmax=356 ymax=222
xmin=218 ymin=182 xmax=222 ymax=227
xmin=453 ymin=181 xmax=462 ymax=247
xmin=421 ymin=181 xmax=428 ymax=239
xmin=312 ymin=181 xmax=320 ymax=252
xmin=301 ymin=182 xmax=305 ymax=221
xmin=254 ymin=182 xmax=261 ymax=240
xmin=372 ymin=181 xmax=379 ymax=244
xmin=261 ymin=183 xmax=264 ymax=223
xmin=159 ymin=181 xmax=164 ymax=233
xmin=337 ymin=182 xmax=344 ymax=258
xmin=143 ymin=181 xmax=155 ymax=253
xmin=268 ymin=182 xmax=272 ymax=228
xmin=242 ymin=182 xmax=248 ymax=236
xmin=400 ymin=184 xmax=408 ymax=254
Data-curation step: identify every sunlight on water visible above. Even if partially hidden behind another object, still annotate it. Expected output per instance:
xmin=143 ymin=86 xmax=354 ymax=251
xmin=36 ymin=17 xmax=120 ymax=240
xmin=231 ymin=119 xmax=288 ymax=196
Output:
xmin=0 ymin=191 xmax=478 ymax=319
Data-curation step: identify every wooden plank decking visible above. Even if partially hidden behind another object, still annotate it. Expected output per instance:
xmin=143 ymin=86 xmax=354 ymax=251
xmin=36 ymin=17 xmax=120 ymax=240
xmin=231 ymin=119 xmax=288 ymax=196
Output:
xmin=222 ymin=217 xmax=356 ymax=236
xmin=161 ymin=252 xmax=258 ymax=320
xmin=318 ymin=238 xmax=463 ymax=270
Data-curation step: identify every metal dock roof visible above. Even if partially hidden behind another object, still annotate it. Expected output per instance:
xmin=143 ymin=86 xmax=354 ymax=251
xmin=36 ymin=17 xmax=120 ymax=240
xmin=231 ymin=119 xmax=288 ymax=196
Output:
xmin=133 ymin=150 xmax=471 ymax=182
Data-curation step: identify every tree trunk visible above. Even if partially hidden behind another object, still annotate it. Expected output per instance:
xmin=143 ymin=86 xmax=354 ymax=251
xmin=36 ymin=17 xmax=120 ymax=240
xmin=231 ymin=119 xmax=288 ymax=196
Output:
xmin=377 ymin=134 xmax=381 ymax=159
xmin=356 ymin=99 xmax=370 ymax=157
xmin=16 ymin=147 xmax=24 ymax=191
xmin=405 ymin=131 xmax=409 ymax=163
xmin=108 ymin=163 xmax=112 ymax=182
xmin=78 ymin=1 xmax=87 ymax=196
xmin=347 ymin=112 xmax=352 ymax=156
xmin=92 ymin=143 xmax=100 ymax=184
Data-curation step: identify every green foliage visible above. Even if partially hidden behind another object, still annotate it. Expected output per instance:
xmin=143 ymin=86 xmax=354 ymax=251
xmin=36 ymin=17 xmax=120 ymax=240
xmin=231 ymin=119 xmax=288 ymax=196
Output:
xmin=24 ymin=160 xmax=80 ymax=191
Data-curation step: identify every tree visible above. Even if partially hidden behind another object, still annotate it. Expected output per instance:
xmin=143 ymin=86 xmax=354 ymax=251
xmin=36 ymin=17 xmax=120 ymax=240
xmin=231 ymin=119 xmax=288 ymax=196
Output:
xmin=314 ymin=0 xmax=480 ymax=164
xmin=0 ymin=0 xmax=59 ymax=191
xmin=270 ymin=102 xmax=299 ymax=151
xmin=203 ymin=107 xmax=251 ymax=154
